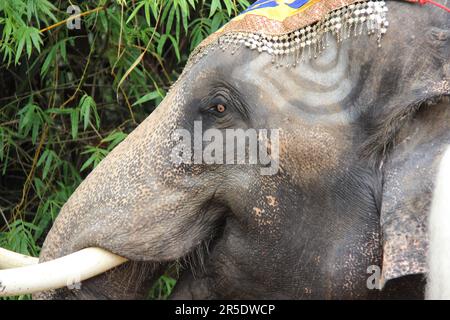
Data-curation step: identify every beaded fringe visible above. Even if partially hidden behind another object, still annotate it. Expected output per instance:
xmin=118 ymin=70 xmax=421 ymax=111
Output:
xmin=217 ymin=0 xmax=389 ymax=67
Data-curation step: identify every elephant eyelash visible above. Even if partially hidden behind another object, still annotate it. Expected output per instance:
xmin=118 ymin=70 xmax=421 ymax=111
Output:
xmin=220 ymin=84 xmax=251 ymax=120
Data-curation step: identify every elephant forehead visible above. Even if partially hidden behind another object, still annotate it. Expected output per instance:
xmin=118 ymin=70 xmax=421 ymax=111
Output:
xmin=228 ymin=37 xmax=356 ymax=122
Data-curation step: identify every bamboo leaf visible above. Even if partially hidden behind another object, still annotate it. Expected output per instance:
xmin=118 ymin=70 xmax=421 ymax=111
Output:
xmin=132 ymin=91 xmax=162 ymax=106
xmin=70 ymin=109 xmax=79 ymax=139
xmin=209 ymin=0 xmax=221 ymax=17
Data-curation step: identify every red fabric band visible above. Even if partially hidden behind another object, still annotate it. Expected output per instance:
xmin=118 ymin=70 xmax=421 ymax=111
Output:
xmin=407 ymin=0 xmax=450 ymax=12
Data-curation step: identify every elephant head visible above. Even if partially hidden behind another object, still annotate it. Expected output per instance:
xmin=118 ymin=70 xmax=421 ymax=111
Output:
xmin=1 ymin=0 xmax=449 ymax=299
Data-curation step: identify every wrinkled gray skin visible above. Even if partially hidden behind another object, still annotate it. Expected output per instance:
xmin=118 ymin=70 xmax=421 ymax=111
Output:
xmin=35 ymin=2 xmax=450 ymax=299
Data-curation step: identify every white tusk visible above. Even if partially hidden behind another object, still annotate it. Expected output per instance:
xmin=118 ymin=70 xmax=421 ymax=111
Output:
xmin=426 ymin=145 xmax=450 ymax=299
xmin=0 ymin=248 xmax=39 ymax=269
xmin=0 ymin=247 xmax=127 ymax=297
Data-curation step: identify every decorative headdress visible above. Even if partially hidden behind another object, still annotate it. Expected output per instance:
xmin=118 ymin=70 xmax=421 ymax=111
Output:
xmin=187 ymin=0 xmax=450 ymax=67
xmin=190 ymin=0 xmax=389 ymax=67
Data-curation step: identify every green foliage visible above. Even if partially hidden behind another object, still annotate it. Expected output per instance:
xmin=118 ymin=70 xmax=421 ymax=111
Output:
xmin=0 ymin=0 xmax=249 ymax=299
xmin=149 ymin=274 xmax=178 ymax=300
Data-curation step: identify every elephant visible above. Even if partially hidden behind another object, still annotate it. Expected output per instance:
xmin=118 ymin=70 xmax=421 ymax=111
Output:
xmin=0 ymin=0 xmax=449 ymax=300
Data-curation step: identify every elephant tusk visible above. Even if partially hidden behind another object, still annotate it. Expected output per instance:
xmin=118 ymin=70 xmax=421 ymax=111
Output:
xmin=426 ymin=146 xmax=450 ymax=300
xmin=0 ymin=248 xmax=39 ymax=269
xmin=0 ymin=247 xmax=127 ymax=297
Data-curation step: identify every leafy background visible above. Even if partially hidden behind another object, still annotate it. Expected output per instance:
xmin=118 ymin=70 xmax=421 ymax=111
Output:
xmin=0 ymin=0 xmax=250 ymax=299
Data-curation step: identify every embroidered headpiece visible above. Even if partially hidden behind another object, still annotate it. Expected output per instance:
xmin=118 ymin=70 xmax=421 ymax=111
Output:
xmin=190 ymin=0 xmax=389 ymax=67
xmin=186 ymin=0 xmax=449 ymax=68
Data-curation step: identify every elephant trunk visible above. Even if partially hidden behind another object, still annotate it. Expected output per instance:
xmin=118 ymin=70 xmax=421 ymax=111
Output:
xmin=0 ymin=86 xmax=222 ymax=299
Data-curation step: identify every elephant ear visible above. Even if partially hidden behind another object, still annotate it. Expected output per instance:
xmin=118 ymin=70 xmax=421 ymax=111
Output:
xmin=370 ymin=23 xmax=450 ymax=286
xmin=380 ymin=99 xmax=450 ymax=286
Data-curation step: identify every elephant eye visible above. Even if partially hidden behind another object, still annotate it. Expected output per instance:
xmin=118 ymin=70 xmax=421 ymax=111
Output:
xmin=209 ymin=104 xmax=227 ymax=114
